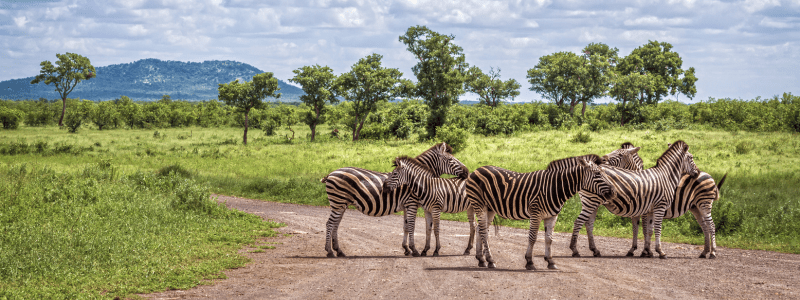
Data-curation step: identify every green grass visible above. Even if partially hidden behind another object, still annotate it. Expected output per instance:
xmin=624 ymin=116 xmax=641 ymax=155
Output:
xmin=1 ymin=125 xmax=800 ymax=257
xmin=0 ymin=161 xmax=284 ymax=298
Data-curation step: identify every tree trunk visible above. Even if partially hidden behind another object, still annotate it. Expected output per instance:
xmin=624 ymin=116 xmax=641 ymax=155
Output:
xmin=310 ymin=106 xmax=320 ymax=142
xmin=243 ymin=109 xmax=249 ymax=145
xmin=58 ymin=97 xmax=67 ymax=127
xmin=581 ymin=101 xmax=587 ymax=117
xmin=353 ymin=118 xmax=365 ymax=141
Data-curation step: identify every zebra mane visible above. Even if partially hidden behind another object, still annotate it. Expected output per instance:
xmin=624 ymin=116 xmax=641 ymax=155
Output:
xmin=546 ymin=154 xmax=604 ymax=170
xmin=655 ymin=140 xmax=689 ymax=168
xmin=620 ymin=142 xmax=636 ymax=149
xmin=393 ymin=155 xmax=436 ymax=175
xmin=421 ymin=142 xmax=453 ymax=156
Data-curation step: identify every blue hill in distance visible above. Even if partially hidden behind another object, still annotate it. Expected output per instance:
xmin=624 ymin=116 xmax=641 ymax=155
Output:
xmin=0 ymin=58 xmax=304 ymax=102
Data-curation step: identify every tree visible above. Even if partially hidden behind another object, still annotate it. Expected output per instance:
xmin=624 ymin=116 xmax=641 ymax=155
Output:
xmin=290 ymin=65 xmax=338 ymax=141
xmin=608 ymin=72 xmax=657 ymax=125
xmin=575 ymin=43 xmax=618 ymax=116
xmin=115 ymin=96 xmax=142 ymax=129
xmin=616 ymin=40 xmax=697 ymax=104
xmin=92 ymin=101 xmax=119 ymax=130
xmin=335 ymin=53 xmax=408 ymax=141
xmin=218 ymin=72 xmax=281 ymax=145
xmin=30 ymin=53 xmax=95 ymax=127
xmin=527 ymin=51 xmax=583 ymax=113
xmin=465 ymin=67 xmax=520 ymax=108
xmin=399 ymin=25 xmax=469 ymax=138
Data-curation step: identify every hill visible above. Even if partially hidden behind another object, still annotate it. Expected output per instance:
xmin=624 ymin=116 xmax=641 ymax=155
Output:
xmin=0 ymin=59 xmax=304 ymax=101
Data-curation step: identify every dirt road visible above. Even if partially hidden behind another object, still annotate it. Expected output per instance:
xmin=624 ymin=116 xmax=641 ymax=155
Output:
xmin=146 ymin=195 xmax=800 ymax=299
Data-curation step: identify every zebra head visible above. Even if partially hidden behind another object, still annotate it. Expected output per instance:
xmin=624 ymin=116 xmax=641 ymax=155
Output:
xmin=385 ymin=156 xmax=435 ymax=191
xmin=603 ymin=142 xmax=643 ymax=171
xmin=578 ymin=158 xmax=617 ymax=201
xmin=416 ymin=142 xmax=469 ymax=179
xmin=664 ymin=141 xmax=699 ymax=178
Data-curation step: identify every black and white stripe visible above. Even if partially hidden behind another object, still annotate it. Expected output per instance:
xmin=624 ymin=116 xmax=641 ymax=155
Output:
xmin=570 ymin=141 xmax=699 ymax=259
xmin=466 ymin=157 xmax=617 ymax=270
xmin=321 ymin=143 xmax=468 ymax=258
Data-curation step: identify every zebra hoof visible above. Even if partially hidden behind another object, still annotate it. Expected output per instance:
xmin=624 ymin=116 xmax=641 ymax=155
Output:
xmin=412 ymin=251 xmax=420 ymax=257
xmin=659 ymin=255 xmax=667 ymax=259
xmin=572 ymin=252 xmax=581 ymax=257
xmin=626 ymin=252 xmax=634 ymax=257
xmin=404 ymin=249 xmax=411 ymax=256
xmin=478 ymin=261 xmax=487 ymax=268
xmin=709 ymin=253 xmax=717 ymax=259
xmin=488 ymin=262 xmax=496 ymax=269
xmin=420 ymin=251 xmax=427 ymax=257
xmin=337 ymin=252 xmax=346 ymax=258
xmin=547 ymin=263 xmax=558 ymax=270
xmin=432 ymin=251 xmax=439 ymax=257
xmin=463 ymin=250 xmax=471 ymax=255
xmin=593 ymin=252 xmax=602 ymax=257
xmin=327 ymin=253 xmax=336 ymax=258
xmin=525 ymin=263 xmax=536 ymax=271
xmin=699 ymin=253 xmax=707 ymax=258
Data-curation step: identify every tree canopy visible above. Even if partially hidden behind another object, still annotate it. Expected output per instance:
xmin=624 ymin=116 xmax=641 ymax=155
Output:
xmin=335 ymin=53 xmax=409 ymax=141
xmin=615 ymin=40 xmax=697 ymax=104
xmin=399 ymin=25 xmax=469 ymax=137
xmin=30 ymin=52 xmax=95 ymax=126
xmin=290 ymin=65 xmax=338 ymax=141
xmin=218 ymin=72 xmax=281 ymax=145
xmin=465 ymin=67 xmax=521 ymax=108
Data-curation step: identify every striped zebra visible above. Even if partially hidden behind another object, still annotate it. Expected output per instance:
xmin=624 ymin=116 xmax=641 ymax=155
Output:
xmin=386 ymin=156 xmax=472 ymax=256
xmin=565 ymin=143 xmax=646 ymax=257
xmin=321 ymin=142 xmax=468 ymax=258
xmin=670 ymin=171 xmax=727 ymax=258
xmin=466 ymin=156 xmax=618 ymax=270
xmin=569 ymin=140 xmax=699 ymax=259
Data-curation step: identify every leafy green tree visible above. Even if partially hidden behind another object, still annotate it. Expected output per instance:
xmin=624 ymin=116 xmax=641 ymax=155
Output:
xmin=218 ymin=73 xmax=281 ymax=145
xmin=399 ymin=25 xmax=469 ymax=138
xmin=616 ymin=40 xmax=697 ymax=104
xmin=92 ymin=101 xmax=119 ymax=130
xmin=290 ymin=65 xmax=338 ymax=141
xmin=115 ymin=96 xmax=143 ymax=129
xmin=575 ymin=43 xmax=618 ymax=116
xmin=195 ymin=99 xmax=227 ymax=128
xmin=527 ymin=51 xmax=583 ymax=113
xmin=335 ymin=53 xmax=408 ymax=141
xmin=64 ymin=99 xmax=95 ymax=133
xmin=465 ymin=67 xmax=520 ymax=108
xmin=0 ymin=106 xmax=25 ymax=129
xmin=608 ymin=72 xmax=657 ymax=125
xmin=30 ymin=53 xmax=96 ymax=127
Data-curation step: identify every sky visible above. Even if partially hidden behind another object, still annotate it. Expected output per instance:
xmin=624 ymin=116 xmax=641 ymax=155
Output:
xmin=1 ymin=0 xmax=799 ymax=103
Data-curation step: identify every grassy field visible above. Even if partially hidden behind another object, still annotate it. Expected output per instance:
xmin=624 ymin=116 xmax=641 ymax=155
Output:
xmin=2 ymin=124 xmax=799 ymax=262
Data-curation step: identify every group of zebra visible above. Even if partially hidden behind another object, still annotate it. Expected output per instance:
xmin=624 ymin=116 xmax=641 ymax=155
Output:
xmin=320 ymin=141 xmax=726 ymax=270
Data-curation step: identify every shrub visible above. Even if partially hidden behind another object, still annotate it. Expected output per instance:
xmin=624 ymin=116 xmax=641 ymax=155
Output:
xmin=63 ymin=111 xmax=83 ymax=133
xmin=708 ymin=199 xmax=743 ymax=235
xmin=157 ymin=164 xmax=193 ymax=178
xmin=358 ymin=123 xmax=390 ymax=140
xmin=587 ymin=118 xmax=610 ymax=132
xmin=0 ymin=106 xmax=25 ymax=129
xmin=734 ymin=140 xmax=754 ymax=155
xmin=570 ymin=130 xmax=592 ymax=143
xmin=435 ymin=124 xmax=468 ymax=153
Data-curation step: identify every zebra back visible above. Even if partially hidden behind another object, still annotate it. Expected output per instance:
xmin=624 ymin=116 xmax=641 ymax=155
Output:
xmin=546 ymin=154 xmax=605 ymax=170
xmin=416 ymin=142 xmax=469 ymax=179
xmin=603 ymin=142 xmax=643 ymax=171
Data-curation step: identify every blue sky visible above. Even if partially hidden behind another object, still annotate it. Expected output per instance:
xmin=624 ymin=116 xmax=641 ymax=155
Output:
xmin=1 ymin=0 xmax=798 ymax=103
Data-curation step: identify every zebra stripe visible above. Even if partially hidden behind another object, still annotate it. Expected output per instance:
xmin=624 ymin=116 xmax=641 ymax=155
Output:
xmin=668 ymin=171 xmax=726 ymax=258
xmin=321 ymin=142 xmax=468 ymax=258
xmin=466 ymin=157 xmax=617 ymax=270
xmin=572 ymin=141 xmax=699 ymax=259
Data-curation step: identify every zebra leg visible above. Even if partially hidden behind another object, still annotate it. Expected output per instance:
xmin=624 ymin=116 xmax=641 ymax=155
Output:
xmin=585 ymin=209 xmax=601 ymax=257
xmin=464 ymin=206 xmax=476 ymax=255
xmin=484 ymin=211 xmax=497 ymax=268
xmin=402 ymin=213 xmax=410 ymax=255
xmin=474 ymin=206 xmax=488 ymax=267
xmin=653 ymin=208 xmax=668 ymax=259
xmin=689 ymin=207 xmax=710 ymax=258
xmin=326 ymin=207 xmax=346 ymax=258
xmin=432 ymin=210 xmax=442 ymax=256
xmin=626 ymin=216 xmax=640 ymax=256
xmin=543 ymin=215 xmax=559 ymax=270
xmin=640 ymin=214 xmax=654 ymax=258
xmin=403 ymin=206 xmax=420 ymax=257
xmin=421 ymin=210 xmax=433 ymax=256
xmin=524 ymin=217 xmax=542 ymax=271
xmin=570 ymin=201 xmax=599 ymax=257
xmin=708 ymin=211 xmax=717 ymax=259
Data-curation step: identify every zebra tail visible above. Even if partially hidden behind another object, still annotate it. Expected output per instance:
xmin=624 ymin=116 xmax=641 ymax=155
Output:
xmin=716 ymin=172 xmax=728 ymax=191
xmin=492 ymin=214 xmax=501 ymax=237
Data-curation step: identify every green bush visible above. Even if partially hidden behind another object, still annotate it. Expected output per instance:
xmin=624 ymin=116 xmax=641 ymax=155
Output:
xmin=435 ymin=124 xmax=469 ymax=153
xmin=734 ymin=140 xmax=754 ymax=155
xmin=0 ymin=106 xmax=25 ymax=129
xmin=570 ymin=130 xmax=592 ymax=143
xmin=709 ymin=199 xmax=743 ymax=235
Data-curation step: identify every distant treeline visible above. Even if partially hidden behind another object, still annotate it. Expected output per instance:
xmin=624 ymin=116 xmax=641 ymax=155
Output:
xmin=1 ymin=93 xmax=799 ymax=137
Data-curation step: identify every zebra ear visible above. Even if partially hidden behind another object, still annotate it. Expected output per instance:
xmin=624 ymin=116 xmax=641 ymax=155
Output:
xmin=578 ymin=157 xmax=591 ymax=168
xmin=628 ymin=147 xmax=641 ymax=155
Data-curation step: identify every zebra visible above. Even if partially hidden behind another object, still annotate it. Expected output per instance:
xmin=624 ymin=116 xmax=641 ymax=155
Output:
xmin=320 ymin=142 xmax=468 ymax=258
xmin=385 ymin=156 xmax=472 ymax=257
xmin=568 ymin=140 xmax=699 ymax=259
xmin=564 ymin=143 xmax=646 ymax=257
xmin=466 ymin=156 xmax=618 ymax=270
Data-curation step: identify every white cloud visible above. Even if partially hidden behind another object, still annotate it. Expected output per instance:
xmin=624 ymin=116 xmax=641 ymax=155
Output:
xmin=128 ymin=24 xmax=147 ymax=36
xmin=624 ymin=16 xmax=692 ymax=27
xmin=524 ymin=20 xmax=539 ymax=28
xmin=742 ymin=0 xmax=781 ymax=13
xmin=438 ymin=9 xmax=472 ymax=24
xmin=759 ymin=17 xmax=794 ymax=28
xmin=13 ymin=16 xmax=29 ymax=28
